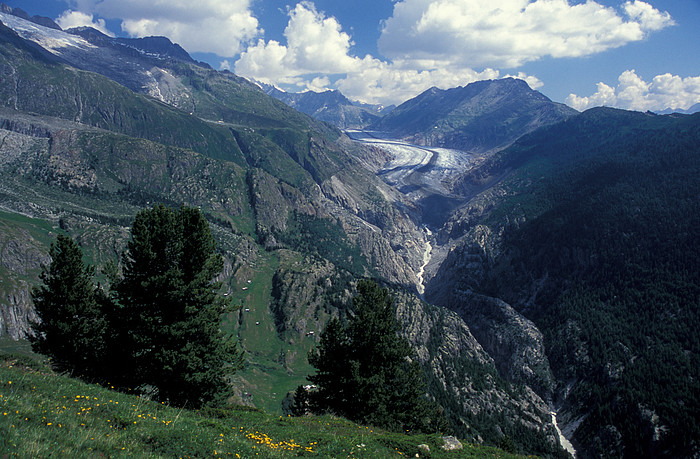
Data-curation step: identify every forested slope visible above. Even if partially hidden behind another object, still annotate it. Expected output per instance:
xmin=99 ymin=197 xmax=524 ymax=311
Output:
xmin=427 ymin=108 xmax=700 ymax=457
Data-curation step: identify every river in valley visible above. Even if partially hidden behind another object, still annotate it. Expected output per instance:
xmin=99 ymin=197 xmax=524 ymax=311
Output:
xmin=551 ymin=411 xmax=577 ymax=457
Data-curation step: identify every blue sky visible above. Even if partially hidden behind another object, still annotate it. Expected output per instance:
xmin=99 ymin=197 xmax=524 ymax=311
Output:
xmin=4 ymin=0 xmax=699 ymax=110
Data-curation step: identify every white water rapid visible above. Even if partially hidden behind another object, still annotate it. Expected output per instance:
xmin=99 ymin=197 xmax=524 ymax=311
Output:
xmin=551 ymin=411 xmax=576 ymax=458
xmin=416 ymin=227 xmax=433 ymax=296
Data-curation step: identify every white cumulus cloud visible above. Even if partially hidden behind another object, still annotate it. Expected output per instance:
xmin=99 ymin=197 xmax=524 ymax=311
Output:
xmin=58 ymin=1 xmax=679 ymax=109
xmin=335 ymin=57 xmax=501 ymax=105
xmin=566 ymin=70 xmax=700 ymax=111
xmin=504 ymin=72 xmax=544 ymax=90
xmin=283 ymin=2 xmax=357 ymax=74
xmin=378 ymin=0 xmax=674 ymax=68
xmin=68 ymin=0 xmax=262 ymax=57
xmin=235 ymin=2 xmax=357 ymax=84
xmin=55 ymin=10 xmax=115 ymax=37
xmin=306 ymin=76 xmax=332 ymax=93
xmin=234 ymin=1 xmax=526 ymax=105
xmin=623 ymin=0 xmax=674 ymax=31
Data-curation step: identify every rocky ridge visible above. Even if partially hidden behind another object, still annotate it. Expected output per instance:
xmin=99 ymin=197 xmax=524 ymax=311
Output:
xmin=262 ymin=84 xmax=392 ymax=130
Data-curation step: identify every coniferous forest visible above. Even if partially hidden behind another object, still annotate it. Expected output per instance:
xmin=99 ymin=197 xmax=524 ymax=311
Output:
xmin=434 ymin=109 xmax=700 ymax=457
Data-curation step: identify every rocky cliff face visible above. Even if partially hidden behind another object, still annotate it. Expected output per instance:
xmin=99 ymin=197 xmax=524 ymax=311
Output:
xmin=0 ymin=214 xmax=47 ymax=341
xmin=423 ymin=224 xmax=556 ymax=408
xmin=268 ymin=269 xmax=562 ymax=453
xmin=395 ymin=291 xmax=560 ymax=452
xmin=438 ymin=290 xmax=554 ymax=402
xmin=0 ymin=284 xmax=35 ymax=339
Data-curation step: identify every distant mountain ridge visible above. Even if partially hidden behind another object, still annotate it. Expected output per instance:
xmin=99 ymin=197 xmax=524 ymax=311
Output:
xmin=0 ymin=12 xmax=211 ymax=106
xmin=655 ymin=102 xmax=700 ymax=115
xmin=261 ymin=83 xmax=393 ymax=129
xmin=68 ymin=27 xmax=198 ymax=64
xmin=0 ymin=3 xmax=192 ymax=63
xmin=0 ymin=2 xmax=60 ymax=30
xmin=371 ymin=78 xmax=578 ymax=152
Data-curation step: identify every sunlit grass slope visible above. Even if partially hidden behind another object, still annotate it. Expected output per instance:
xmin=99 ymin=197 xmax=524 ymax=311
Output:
xmin=0 ymin=353 xmax=528 ymax=458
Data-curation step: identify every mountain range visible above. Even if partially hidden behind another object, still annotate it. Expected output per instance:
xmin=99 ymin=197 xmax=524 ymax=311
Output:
xmin=655 ymin=102 xmax=700 ymax=115
xmin=370 ymin=79 xmax=578 ymax=153
xmin=261 ymin=83 xmax=393 ymax=130
xmin=0 ymin=6 xmax=698 ymax=458
xmin=0 ymin=10 xmax=563 ymax=455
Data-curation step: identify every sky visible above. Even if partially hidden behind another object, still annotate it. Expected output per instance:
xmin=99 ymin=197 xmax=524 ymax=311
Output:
xmin=4 ymin=0 xmax=699 ymax=111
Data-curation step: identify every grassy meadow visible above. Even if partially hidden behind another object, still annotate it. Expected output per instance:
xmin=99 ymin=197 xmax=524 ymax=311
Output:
xmin=0 ymin=349 xmax=529 ymax=458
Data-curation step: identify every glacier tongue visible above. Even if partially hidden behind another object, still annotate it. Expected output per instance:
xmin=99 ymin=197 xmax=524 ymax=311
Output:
xmin=346 ymin=130 xmax=473 ymax=202
xmin=347 ymin=130 xmax=475 ymax=294
xmin=0 ymin=12 xmax=98 ymax=55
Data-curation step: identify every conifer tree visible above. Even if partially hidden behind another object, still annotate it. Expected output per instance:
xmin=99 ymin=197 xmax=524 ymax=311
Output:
xmin=307 ymin=317 xmax=352 ymax=412
xmin=31 ymin=234 xmax=107 ymax=376
xmin=307 ymin=279 xmax=446 ymax=433
xmin=115 ymin=204 xmax=243 ymax=406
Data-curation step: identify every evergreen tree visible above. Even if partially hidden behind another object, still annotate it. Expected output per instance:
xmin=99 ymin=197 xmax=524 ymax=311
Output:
xmin=115 ymin=204 xmax=243 ymax=406
xmin=307 ymin=317 xmax=352 ymax=413
xmin=308 ymin=279 xmax=446 ymax=433
xmin=31 ymin=234 xmax=107 ymax=375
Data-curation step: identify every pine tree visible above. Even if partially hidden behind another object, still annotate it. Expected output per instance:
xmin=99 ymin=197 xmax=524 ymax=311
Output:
xmin=115 ymin=204 xmax=243 ymax=406
xmin=308 ymin=279 xmax=446 ymax=433
xmin=307 ymin=317 xmax=352 ymax=413
xmin=31 ymin=234 xmax=107 ymax=376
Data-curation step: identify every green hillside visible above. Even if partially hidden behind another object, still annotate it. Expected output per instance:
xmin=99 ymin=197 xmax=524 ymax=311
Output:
xmin=0 ymin=20 xmax=354 ymax=189
xmin=0 ymin=17 xmax=427 ymax=436
xmin=0 ymin=24 xmax=243 ymax=164
xmin=0 ymin=351 xmax=526 ymax=458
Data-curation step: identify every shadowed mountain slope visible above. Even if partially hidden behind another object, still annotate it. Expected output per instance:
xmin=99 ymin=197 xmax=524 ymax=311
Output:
xmin=426 ymin=108 xmax=700 ymax=458
xmin=371 ymin=78 xmax=577 ymax=153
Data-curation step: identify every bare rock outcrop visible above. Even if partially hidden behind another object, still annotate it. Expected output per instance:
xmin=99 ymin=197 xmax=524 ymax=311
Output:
xmin=0 ymin=225 xmax=49 ymax=339
xmin=394 ymin=291 xmax=559 ymax=449
xmin=450 ymin=290 xmax=555 ymax=402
